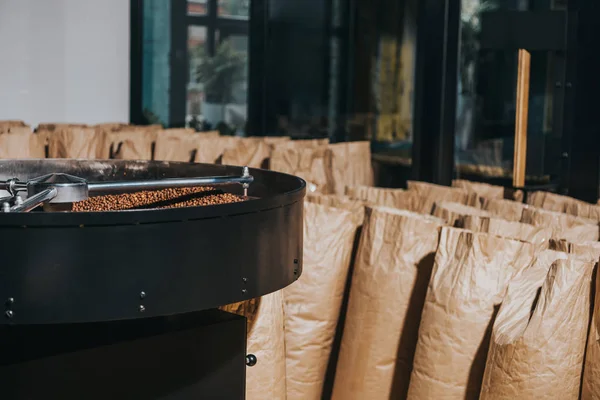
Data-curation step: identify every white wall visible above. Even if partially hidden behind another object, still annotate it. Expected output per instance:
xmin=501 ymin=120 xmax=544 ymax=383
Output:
xmin=0 ymin=0 xmax=130 ymax=126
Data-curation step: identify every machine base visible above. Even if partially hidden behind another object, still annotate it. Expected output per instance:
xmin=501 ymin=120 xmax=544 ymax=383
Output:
xmin=0 ymin=309 xmax=246 ymax=400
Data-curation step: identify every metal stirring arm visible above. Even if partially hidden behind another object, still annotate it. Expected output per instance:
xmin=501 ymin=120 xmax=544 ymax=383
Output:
xmin=0 ymin=166 xmax=253 ymax=212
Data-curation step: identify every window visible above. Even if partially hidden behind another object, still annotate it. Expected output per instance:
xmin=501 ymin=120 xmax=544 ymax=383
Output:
xmin=135 ymin=0 xmax=249 ymax=133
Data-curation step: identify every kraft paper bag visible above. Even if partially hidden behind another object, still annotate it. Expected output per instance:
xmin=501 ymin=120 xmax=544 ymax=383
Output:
xmin=452 ymin=179 xmax=524 ymax=203
xmin=407 ymin=181 xmax=471 ymax=214
xmin=37 ymin=123 xmax=88 ymax=132
xmin=526 ymin=190 xmax=589 ymax=213
xmin=196 ymin=136 xmax=241 ymax=164
xmin=46 ymin=127 xmax=105 ymax=159
xmin=463 ymin=215 xmax=552 ymax=251
xmin=221 ymin=291 xmax=286 ymax=400
xmin=480 ymin=255 xmax=594 ymax=400
xmin=0 ymin=120 xmax=27 ymax=129
xmin=432 ymin=201 xmax=492 ymax=227
xmin=93 ymin=122 xmax=129 ymax=132
xmin=105 ymin=129 xmax=156 ymax=160
xmin=481 ymin=198 xmax=531 ymax=222
xmin=521 ymin=207 xmax=599 ymax=242
xmin=549 ymin=239 xmax=600 ymax=262
xmin=284 ymin=202 xmax=359 ymax=400
xmin=305 ymin=193 xmax=365 ymax=226
xmin=564 ymin=201 xmax=600 ymax=223
xmin=582 ymin=271 xmax=600 ymax=400
xmin=271 ymin=147 xmax=334 ymax=194
xmin=332 ymin=207 xmax=445 ymax=400
xmin=345 ymin=185 xmax=424 ymax=212
xmin=0 ymin=130 xmax=44 ymax=159
xmin=329 ymin=142 xmax=374 ymax=195
xmin=222 ymin=140 xmax=272 ymax=168
xmin=407 ymin=227 xmax=534 ymax=400
xmin=274 ymin=138 xmax=329 ymax=149
xmin=154 ymin=134 xmax=197 ymax=162
xmin=246 ymin=136 xmax=291 ymax=145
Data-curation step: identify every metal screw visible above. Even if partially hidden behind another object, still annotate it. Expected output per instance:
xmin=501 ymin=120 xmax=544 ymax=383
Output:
xmin=5 ymin=310 xmax=13 ymax=319
xmin=139 ymin=305 xmax=146 ymax=313
xmin=246 ymin=354 xmax=257 ymax=367
xmin=562 ymin=152 xmax=569 ymax=158
xmin=140 ymin=291 xmax=146 ymax=299
xmin=242 ymin=289 xmax=247 ymax=294
xmin=242 ymin=277 xmax=248 ymax=283
xmin=294 ymin=259 xmax=299 ymax=264
xmin=5 ymin=298 xmax=14 ymax=306
xmin=294 ymin=268 xmax=299 ymax=275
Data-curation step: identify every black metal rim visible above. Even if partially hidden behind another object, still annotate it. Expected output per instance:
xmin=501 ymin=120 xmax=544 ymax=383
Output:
xmin=0 ymin=160 xmax=306 ymax=227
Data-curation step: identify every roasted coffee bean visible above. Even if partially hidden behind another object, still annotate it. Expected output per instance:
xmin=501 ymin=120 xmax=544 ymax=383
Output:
xmin=72 ymin=186 xmax=244 ymax=212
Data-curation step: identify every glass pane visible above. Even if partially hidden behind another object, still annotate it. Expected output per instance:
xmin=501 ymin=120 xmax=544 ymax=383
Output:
xmin=263 ymin=0 xmax=417 ymax=186
xmin=187 ymin=26 xmax=207 ymax=128
xmin=188 ymin=0 xmax=208 ymax=16
xmin=455 ymin=0 xmax=568 ymax=185
xmin=191 ymin=31 xmax=249 ymax=134
xmin=142 ymin=0 xmax=171 ymax=126
xmin=218 ymin=0 xmax=250 ymax=19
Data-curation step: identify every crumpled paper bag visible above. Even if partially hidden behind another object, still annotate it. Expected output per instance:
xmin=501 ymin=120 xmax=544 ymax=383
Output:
xmin=332 ymin=207 xmax=445 ymax=400
xmin=480 ymin=254 xmax=593 ymax=400
xmin=481 ymin=198 xmax=531 ymax=222
xmin=345 ymin=185 xmax=424 ymax=212
xmin=271 ymin=147 xmax=334 ymax=194
xmin=463 ymin=215 xmax=552 ymax=251
xmin=452 ymin=179 xmax=524 ymax=205
xmin=284 ymin=201 xmax=359 ymax=400
xmin=432 ymin=201 xmax=492 ymax=227
xmin=407 ymin=181 xmax=471 ymax=214
xmin=521 ymin=207 xmax=599 ymax=242
xmin=221 ymin=291 xmax=286 ymax=400
xmin=329 ymin=142 xmax=374 ymax=195
xmin=407 ymin=227 xmax=534 ymax=400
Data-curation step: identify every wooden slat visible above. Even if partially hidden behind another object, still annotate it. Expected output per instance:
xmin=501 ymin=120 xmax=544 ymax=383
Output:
xmin=513 ymin=49 xmax=531 ymax=188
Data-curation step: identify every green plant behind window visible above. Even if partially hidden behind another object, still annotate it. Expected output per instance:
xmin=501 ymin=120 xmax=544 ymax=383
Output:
xmin=196 ymin=40 xmax=246 ymax=104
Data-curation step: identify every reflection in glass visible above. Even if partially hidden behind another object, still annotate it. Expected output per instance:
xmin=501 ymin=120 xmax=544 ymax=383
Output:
xmin=455 ymin=0 xmax=567 ymax=184
xmin=218 ymin=0 xmax=249 ymax=19
xmin=142 ymin=0 xmax=171 ymax=126
xmin=188 ymin=0 xmax=208 ymax=16
xmin=187 ymin=26 xmax=207 ymax=123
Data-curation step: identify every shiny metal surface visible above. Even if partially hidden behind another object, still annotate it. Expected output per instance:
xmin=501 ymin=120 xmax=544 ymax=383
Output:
xmin=10 ymin=188 xmax=57 ymax=212
xmin=87 ymin=173 xmax=253 ymax=194
xmin=27 ymin=173 xmax=89 ymax=203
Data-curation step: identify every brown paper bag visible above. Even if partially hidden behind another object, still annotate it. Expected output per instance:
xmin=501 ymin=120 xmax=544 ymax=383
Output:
xmin=521 ymin=207 xmax=599 ymax=242
xmin=93 ymin=122 xmax=129 ymax=132
xmin=195 ymin=136 xmax=241 ymax=164
xmin=549 ymin=239 xmax=600 ymax=262
xmin=222 ymin=140 xmax=272 ymax=168
xmin=246 ymin=136 xmax=291 ymax=145
xmin=463 ymin=215 xmax=552 ymax=250
xmin=526 ymin=190 xmax=589 ymax=213
xmin=305 ymin=193 xmax=365 ymax=226
xmin=452 ymin=179 xmax=524 ymax=203
xmin=345 ymin=185 xmax=424 ymax=212
xmin=46 ymin=127 xmax=105 ymax=159
xmin=221 ymin=291 xmax=286 ymax=400
xmin=274 ymin=138 xmax=329 ymax=150
xmin=564 ymin=201 xmax=600 ymax=223
xmin=271 ymin=147 xmax=334 ymax=194
xmin=154 ymin=133 xmax=198 ymax=162
xmin=329 ymin=142 xmax=374 ymax=195
xmin=407 ymin=181 xmax=471 ymax=214
xmin=582 ymin=271 xmax=600 ymax=400
xmin=37 ymin=123 xmax=88 ymax=132
xmin=332 ymin=207 xmax=445 ymax=400
xmin=481 ymin=198 xmax=531 ymax=222
xmin=0 ymin=120 xmax=27 ymax=129
xmin=284 ymin=202 xmax=359 ymax=400
xmin=480 ymin=255 xmax=594 ymax=400
xmin=432 ymin=201 xmax=492 ymax=227
xmin=104 ymin=129 xmax=156 ymax=160
xmin=407 ymin=227 xmax=534 ymax=400
xmin=0 ymin=130 xmax=44 ymax=159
